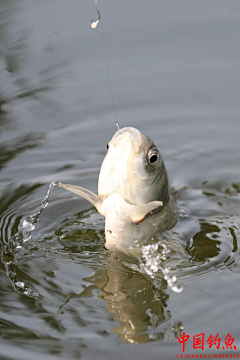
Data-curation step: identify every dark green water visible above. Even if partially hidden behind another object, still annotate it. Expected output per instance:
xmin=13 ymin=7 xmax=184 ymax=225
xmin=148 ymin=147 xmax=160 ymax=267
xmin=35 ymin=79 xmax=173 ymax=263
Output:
xmin=0 ymin=0 xmax=240 ymax=359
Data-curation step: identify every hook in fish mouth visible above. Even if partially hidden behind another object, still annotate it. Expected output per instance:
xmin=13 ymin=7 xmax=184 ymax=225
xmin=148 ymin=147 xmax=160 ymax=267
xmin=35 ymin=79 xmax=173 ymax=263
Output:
xmin=110 ymin=127 xmax=143 ymax=154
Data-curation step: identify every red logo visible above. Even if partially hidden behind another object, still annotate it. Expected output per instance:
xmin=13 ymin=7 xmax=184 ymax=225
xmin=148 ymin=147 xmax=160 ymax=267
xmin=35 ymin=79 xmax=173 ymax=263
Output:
xmin=207 ymin=333 xmax=221 ymax=349
xmin=177 ymin=332 xmax=237 ymax=352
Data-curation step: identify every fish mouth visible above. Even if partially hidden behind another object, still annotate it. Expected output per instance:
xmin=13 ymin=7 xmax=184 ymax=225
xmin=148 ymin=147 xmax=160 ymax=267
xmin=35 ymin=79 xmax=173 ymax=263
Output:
xmin=98 ymin=127 xmax=145 ymax=200
xmin=110 ymin=127 xmax=143 ymax=154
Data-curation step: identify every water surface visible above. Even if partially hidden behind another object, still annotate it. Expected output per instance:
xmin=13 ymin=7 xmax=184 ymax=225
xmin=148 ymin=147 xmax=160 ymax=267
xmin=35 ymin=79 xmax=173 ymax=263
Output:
xmin=0 ymin=0 xmax=240 ymax=359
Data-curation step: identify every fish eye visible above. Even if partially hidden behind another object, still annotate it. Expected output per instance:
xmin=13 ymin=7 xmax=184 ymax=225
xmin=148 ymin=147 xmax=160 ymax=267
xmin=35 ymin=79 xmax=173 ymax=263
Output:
xmin=147 ymin=148 xmax=159 ymax=166
xmin=149 ymin=154 xmax=158 ymax=163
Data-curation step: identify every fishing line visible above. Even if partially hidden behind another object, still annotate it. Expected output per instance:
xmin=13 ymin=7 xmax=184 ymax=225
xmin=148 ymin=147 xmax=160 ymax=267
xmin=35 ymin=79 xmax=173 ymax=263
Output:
xmin=91 ymin=0 xmax=119 ymax=130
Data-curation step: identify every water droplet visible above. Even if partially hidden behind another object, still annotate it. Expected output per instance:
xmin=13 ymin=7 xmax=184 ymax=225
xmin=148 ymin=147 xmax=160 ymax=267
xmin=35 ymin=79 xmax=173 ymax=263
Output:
xmin=22 ymin=220 xmax=35 ymax=231
xmin=171 ymin=284 xmax=184 ymax=293
xmin=15 ymin=281 xmax=25 ymax=289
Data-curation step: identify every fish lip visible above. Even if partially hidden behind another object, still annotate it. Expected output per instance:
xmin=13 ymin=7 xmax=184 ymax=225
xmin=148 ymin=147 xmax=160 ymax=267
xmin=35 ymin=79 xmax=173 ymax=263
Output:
xmin=111 ymin=127 xmax=143 ymax=154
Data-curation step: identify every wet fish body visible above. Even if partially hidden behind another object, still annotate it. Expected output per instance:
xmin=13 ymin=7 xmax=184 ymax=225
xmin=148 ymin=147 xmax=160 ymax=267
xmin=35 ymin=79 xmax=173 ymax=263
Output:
xmin=59 ymin=127 xmax=178 ymax=248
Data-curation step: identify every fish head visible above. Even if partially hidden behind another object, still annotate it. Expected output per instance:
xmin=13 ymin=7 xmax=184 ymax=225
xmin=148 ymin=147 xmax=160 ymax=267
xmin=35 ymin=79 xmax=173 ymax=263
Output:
xmin=98 ymin=127 xmax=169 ymax=206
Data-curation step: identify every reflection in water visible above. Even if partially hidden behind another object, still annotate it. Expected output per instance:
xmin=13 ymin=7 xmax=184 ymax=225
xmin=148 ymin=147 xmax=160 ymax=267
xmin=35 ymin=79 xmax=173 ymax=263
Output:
xmin=186 ymin=222 xmax=221 ymax=262
xmin=61 ymin=252 xmax=174 ymax=344
xmin=96 ymin=259 xmax=170 ymax=344
xmin=0 ymin=184 xmax=239 ymax=349
xmin=54 ymin=195 xmax=238 ymax=344
xmin=0 ymin=0 xmax=240 ymax=357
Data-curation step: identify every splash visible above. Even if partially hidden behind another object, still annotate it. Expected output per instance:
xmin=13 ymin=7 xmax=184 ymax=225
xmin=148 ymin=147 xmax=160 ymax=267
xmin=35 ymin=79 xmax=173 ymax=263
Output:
xmin=1 ymin=181 xmax=59 ymax=297
xmin=2 ymin=181 xmax=184 ymax=295
xmin=5 ymin=181 xmax=58 ymax=256
xmin=140 ymin=242 xmax=184 ymax=293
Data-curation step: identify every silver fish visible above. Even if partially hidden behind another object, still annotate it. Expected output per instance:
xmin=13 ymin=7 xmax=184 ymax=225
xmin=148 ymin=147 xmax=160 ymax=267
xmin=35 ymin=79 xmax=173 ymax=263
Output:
xmin=59 ymin=127 xmax=178 ymax=249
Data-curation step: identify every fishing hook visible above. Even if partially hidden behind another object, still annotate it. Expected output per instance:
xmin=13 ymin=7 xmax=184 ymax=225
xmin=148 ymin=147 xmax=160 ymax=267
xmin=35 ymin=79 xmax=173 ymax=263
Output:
xmin=90 ymin=0 xmax=119 ymax=130
xmin=91 ymin=0 xmax=100 ymax=29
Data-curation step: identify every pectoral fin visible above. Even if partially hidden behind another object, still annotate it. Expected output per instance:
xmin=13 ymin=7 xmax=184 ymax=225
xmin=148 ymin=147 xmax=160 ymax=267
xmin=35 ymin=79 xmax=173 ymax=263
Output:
xmin=130 ymin=201 xmax=163 ymax=223
xmin=58 ymin=182 xmax=104 ymax=215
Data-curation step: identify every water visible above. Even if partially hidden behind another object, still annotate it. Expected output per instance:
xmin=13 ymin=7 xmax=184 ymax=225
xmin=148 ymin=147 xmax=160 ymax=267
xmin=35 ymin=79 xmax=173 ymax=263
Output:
xmin=4 ymin=181 xmax=58 ymax=255
xmin=0 ymin=0 xmax=240 ymax=359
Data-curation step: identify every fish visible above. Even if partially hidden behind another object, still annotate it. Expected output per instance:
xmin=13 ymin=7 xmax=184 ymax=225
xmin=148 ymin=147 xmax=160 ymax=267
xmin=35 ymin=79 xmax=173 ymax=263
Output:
xmin=58 ymin=127 xmax=179 ymax=249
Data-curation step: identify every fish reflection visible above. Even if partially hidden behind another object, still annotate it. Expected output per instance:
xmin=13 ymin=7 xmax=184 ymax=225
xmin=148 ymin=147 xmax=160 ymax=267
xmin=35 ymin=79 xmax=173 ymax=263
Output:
xmin=61 ymin=252 xmax=176 ymax=344
xmin=56 ymin=205 xmax=235 ymax=343
xmin=98 ymin=256 xmax=170 ymax=343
